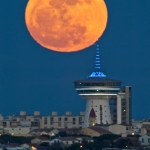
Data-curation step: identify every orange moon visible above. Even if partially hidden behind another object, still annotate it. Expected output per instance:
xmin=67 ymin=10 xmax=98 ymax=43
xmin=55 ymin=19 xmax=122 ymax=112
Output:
xmin=25 ymin=0 xmax=108 ymax=52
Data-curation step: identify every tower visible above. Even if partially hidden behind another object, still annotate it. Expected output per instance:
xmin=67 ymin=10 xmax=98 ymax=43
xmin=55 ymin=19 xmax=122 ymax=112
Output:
xmin=74 ymin=44 xmax=132 ymax=127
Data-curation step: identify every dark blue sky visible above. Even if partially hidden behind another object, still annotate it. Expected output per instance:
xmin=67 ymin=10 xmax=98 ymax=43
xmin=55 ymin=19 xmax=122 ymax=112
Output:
xmin=0 ymin=0 xmax=150 ymax=119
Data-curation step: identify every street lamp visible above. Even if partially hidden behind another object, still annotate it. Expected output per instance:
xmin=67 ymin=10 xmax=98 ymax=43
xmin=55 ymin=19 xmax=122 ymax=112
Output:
xmin=80 ymin=145 xmax=82 ymax=148
xmin=132 ymin=132 xmax=134 ymax=136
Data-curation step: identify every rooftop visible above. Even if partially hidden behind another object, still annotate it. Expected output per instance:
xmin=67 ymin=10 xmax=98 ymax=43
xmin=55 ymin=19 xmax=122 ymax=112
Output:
xmin=36 ymin=137 xmax=49 ymax=141
xmin=88 ymin=126 xmax=112 ymax=134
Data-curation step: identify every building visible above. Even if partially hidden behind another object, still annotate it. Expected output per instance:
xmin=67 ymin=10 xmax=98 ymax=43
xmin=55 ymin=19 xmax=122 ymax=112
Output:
xmin=3 ymin=127 xmax=31 ymax=135
xmin=74 ymin=73 xmax=132 ymax=127
xmin=31 ymin=137 xmax=49 ymax=144
xmin=74 ymin=44 xmax=132 ymax=127
xmin=21 ymin=144 xmax=46 ymax=150
xmin=1 ymin=111 xmax=85 ymax=129
xmin=29 ymin=128 xmax=59 ymax=136
xmin=40 ymin=111 xmax=85 ymax=128
xmin=79 ymin=126 xmax=112 ymax=137
xmin=2 ymin=111 xmax=41 ymax=129
xmin=139 ymin=135 xmax=150 ymax=146
xmin=50 ymin=137 xmax=93 ymax=146
xmin=0 ymin=144 xmax=26 ymax=150
xmin=108 ymin=124 xmax=127 ymax=135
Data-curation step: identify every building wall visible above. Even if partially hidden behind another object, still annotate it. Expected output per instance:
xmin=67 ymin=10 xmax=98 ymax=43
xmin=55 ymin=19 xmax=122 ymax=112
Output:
xmin=4 ymin=127 xmax=31 ymax=135
xmin=63 ymin=140 xmax=79 ymax=145
xmin=31 ymin=138 xmax=49 ymax=144
xmin=83 ymin=96 xmax=112 ymax=127
xmin=125 ymin=86 xmax=132 ymax=125
xmin=139 ymin=135 xmax=150 ymax=146
xmin=40 ymin=114 xmax=84 ymax=129
xmin=1 ymin=111 xmax=85 ymax=129
xmin=141 ymin=128 xmax=147 ymax=135
xmin=109 ymin=124 xmax=126 ymax=134
xmin=79 ymin=128 xmax=100 ymax=137
xmin=117 ymin=86 xmax=132 ymax=125
xmin=49 ymin=139 xmax=62 ymax=145
xmin=6 ymin=147 xmax=26 ymax=150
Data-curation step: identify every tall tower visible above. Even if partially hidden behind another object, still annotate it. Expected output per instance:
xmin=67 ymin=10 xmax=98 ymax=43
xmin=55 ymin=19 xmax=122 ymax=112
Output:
xmin=74 ymin=44 xmax=132 ymax=127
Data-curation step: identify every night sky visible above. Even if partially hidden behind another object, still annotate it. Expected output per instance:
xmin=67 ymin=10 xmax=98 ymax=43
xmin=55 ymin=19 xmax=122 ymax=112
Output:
xmin=1 ymin=0 xmax=150 ymax=120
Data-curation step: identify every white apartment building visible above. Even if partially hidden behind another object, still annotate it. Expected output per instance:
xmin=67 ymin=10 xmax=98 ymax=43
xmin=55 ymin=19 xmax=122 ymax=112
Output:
xmin=1 ymin=111 xmax=85 ymax=132
xmin=40 ymin=111 xmax=84 ymax=129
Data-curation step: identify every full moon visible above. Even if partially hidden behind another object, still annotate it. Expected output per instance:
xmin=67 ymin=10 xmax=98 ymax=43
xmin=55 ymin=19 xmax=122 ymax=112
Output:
xmin=25 ymin=0 xmax=108 ymax=52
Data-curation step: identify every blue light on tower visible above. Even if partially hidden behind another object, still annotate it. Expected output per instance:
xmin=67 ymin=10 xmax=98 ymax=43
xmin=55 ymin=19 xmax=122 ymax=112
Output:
xmin=89 ymin=43 xmax=106 ymax=78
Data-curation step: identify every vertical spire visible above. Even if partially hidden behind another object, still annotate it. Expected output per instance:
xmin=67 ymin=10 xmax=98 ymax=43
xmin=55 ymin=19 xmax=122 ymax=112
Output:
xmin=88 ymin=41 xmax=106 ymax=78
xmin=95 ymin=44 xmax=100 ymax=69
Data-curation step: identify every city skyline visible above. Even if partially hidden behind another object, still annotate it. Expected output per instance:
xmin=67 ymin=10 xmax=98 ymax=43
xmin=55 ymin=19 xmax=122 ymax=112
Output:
xmin=1 ymin=0 xmax=150 ymax=119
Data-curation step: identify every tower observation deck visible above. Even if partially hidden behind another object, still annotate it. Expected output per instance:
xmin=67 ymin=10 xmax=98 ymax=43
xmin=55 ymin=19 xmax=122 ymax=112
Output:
xmin=74 ymin=44 xmax=132 ymax=127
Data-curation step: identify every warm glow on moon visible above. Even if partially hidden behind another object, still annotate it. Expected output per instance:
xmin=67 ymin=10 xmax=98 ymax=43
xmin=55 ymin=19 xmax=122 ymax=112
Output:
xmin=25 ymin=0 xmax=108 ymax=52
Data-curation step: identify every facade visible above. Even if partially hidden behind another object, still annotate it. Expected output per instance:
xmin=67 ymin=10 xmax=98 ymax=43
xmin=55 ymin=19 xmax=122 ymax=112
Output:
xmin=108 ymin=124 xmax=127 ymax=134
xmin=1 ymin=111 xmax=85 ymax=130
xmin=139 ymin=135 xmax=150 ymax=146
xmin=79 ymin=126 xmax=111 ymax=137
xmin=29 ymin=129 xmax=59 ymax=136
xmin=21 ymin=144 xmax=46 ymax=150
xmin=3 ymin=127 xmax=31 ymax=135
xmin=0 ymin=145 xmax=26 ymax=150
xmin=40 ymin=112 xmax=85 ymax=129
xmin=50 ymin=137 xmax=93 ymax=146
xmin=31 ymin=137 xmax=49 ymax=144
xmin=2 ymin=111 xmax=41 ymax=129
xmin=74 ymin=72 xmax=132 ymax=127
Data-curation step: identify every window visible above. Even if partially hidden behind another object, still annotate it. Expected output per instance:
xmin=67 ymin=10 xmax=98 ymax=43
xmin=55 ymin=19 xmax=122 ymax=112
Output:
xmin=64 ymin=122 xmax=68 ymax=128
xmin=3 ymin=122 xmax=6 ymax=126
xmin=72 ymin=141 xmax=74 ymax=144
xmin=79 ymin=117 xmax=82 ymax=124
xmin=148 ymin=138 xmax=150 ymax=143
xmin=79 ymin=117 xmax=82 ymax=121
xmin=64 ymin=118 xmax=68 ymax=121
xmin=34 ymin=118 xmax=40 ymax=121
xmin=50 ymin=117 xmax=53 ymax=121
xmin=58 ymin=117 xmax=61 ymax=121
xmin=31 ymin=122 xmax=39 ymax=127
xmin=58 ymin=122 xmax=61 ymax=127
xmin=142 ymin=138 xmax=144 ymax=143
xmin=73 ymin=118 xmax=76 ymax=121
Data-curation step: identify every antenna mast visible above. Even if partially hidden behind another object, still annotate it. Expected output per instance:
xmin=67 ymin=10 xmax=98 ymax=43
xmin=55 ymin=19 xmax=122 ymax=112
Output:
xmin=88 ymin=42 xmax=106 ymax=78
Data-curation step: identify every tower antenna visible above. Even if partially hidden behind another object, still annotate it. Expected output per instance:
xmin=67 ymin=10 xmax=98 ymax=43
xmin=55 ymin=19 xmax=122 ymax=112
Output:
xmin=95 ymin=44 xmax=101 ymax=69
xmin=88 ymin=41 xmax=106 ymax=78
